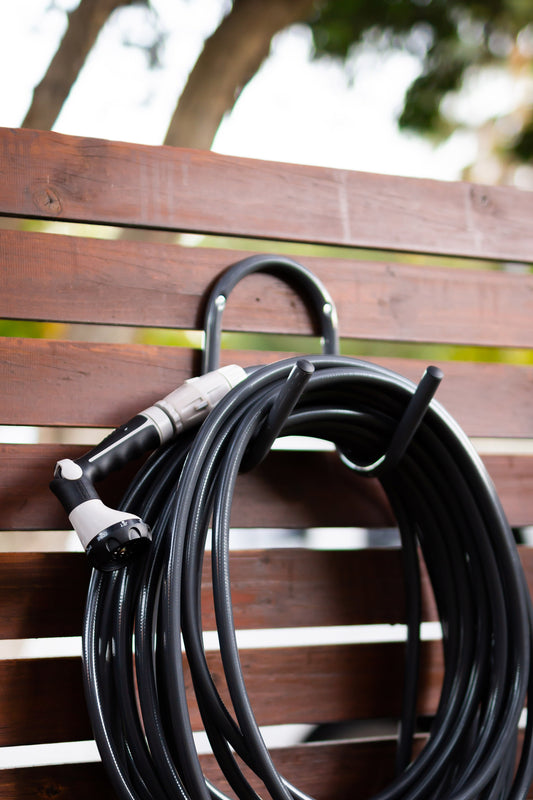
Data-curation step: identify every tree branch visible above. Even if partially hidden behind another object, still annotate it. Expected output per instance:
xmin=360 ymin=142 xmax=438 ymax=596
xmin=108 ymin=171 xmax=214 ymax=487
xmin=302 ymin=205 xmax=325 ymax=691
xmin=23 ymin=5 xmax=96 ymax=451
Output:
xmin=164 ymin=0 xmax=320 ymax=150
xmin=22 ymin=0 xmax=141 ymax=131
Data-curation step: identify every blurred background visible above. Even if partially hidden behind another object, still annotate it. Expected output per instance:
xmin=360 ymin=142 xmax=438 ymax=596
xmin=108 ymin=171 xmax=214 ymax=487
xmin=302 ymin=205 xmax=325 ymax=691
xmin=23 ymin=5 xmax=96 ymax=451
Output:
xmin=2 ymin=0 xmax=533 ymax=186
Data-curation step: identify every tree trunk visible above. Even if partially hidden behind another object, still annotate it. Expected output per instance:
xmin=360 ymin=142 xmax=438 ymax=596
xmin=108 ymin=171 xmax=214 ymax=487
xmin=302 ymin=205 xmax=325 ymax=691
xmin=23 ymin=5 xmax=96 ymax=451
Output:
xmin=164 ymin=0 xmax=319 ymax=150
xmin=22 ymin=0 xmax=141 ymax=131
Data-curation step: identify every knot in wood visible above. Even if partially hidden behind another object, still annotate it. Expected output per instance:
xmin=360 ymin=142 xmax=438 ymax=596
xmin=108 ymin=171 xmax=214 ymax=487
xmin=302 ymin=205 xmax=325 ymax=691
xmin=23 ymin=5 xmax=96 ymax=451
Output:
xmin=470 ymin=185 xmax=493 ymax=213
xmin=39 ymin=782 xmax=61 ymax=798
xmin=32 ymin=184 xmax=62 ymax=216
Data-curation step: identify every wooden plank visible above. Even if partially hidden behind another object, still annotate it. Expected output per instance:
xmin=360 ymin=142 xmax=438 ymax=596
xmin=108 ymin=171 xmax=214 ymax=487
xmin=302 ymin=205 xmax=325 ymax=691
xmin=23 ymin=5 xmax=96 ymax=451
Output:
xmin=483 ymin=455 xmax=533 ymax=528
xmin=2 ymin=337 xmax=533 ymax=438
xmin=0 ymin=641 xmax=443 ymax=746
xmin=3 ymin=736 xmax=532 ymax=800
xmin=3 ymin=229 xmax=533 ymax=349
xmin=0 ymin=444 xmax=392 ymax=532
xmin=0 ymin=740 xmax=405 ymax=800
xmin=0 ymin=657 xmax=90 ymax=746
xmin=0 ymin=553 xmax=88 ymax=639
xmin=0 ymin=338 xmax=195 ymax=428
xmin=2 ymin=547 xmax=533 ymax=642
xmin=200 ymin=738 xmax=421 ymax=800
xmin=0 ymin=763 xmax=117 ymax=800
xmin=0 ymin=443 xmax=147 ymax=533
xmin=1 ymin=128 xmax=532 ymax=262
xmin=3 ymin=439 xmax=533 ymax=532
xmin=201 ymin=641 xmax=443 ymax=729
xmin=0 ymin=547 xmax=432 ymax=639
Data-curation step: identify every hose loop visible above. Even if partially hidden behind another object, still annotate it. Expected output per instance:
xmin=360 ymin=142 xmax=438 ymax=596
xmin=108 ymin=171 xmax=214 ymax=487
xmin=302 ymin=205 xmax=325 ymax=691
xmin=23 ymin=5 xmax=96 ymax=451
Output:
xmin=82 ymin=354 xmax=533 ymax=800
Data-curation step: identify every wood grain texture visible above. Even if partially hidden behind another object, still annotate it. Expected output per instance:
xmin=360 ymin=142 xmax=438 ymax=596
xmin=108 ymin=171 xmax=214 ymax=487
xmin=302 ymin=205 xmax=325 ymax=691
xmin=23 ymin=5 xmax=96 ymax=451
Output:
xmin=0 ymin=338 xmax=195 ymax=428
xmin=3 ymin=442 xmax=533 ymax=532
xmin=1 ymin=128 xmax=533 ymax=261
xmin=198 ymin=641 xmax=443 ymax=728
xmin=0 ymin=740 xmax=416 ymax=800
xmin=2 ymin=338 xmax=533 ymax=437
xmin=201 ymin=738 xmax=407 ymax=800
xmin=0 ymin=641 xmax=443 ymax=746
xmin=483 ymin=455 xmax=533 ymax=527
xmin=3 ymin=229 xmax=533 ymax=348
xmin=0 ymin=763 xmax=117 ymax=800
xmin=0 ymin=547 xmax=433 ymax=639
xmin=0 ymin=444 xmax=392 ymax=532
xmin=0 ymin=657 xmax=90 ymax=746
xmin=1 ymin=547 xmax=533 ymax=642
xmin=0 ymin=553 xmax=89 ymax=639
xmin=2 ymin=737 xmax=532 ymax=800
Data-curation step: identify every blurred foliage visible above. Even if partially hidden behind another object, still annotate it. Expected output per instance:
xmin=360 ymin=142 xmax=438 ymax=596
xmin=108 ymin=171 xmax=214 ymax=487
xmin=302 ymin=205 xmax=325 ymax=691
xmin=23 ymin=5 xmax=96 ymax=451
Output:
xmin=210 ymin=330 xmax=533 ymax=366
xmin=511 ymin=115 xmax=533 ymax=161
xmin=0 ymin=320 xmax=66 ymax=338
xmin=309 ymin=0 xmax=533 ymax=161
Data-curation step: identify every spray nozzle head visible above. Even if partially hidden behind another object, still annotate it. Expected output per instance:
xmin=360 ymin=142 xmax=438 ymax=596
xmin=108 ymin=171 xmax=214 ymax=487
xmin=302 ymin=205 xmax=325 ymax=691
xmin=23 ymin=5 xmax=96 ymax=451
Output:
xmin=85 ymin=517 xmax=152 ymax=571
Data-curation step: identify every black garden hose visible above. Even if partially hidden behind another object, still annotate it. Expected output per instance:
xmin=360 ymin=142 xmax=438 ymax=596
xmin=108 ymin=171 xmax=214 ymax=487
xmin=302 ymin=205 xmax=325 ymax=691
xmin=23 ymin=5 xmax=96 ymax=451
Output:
xmin=81 ymin=353 xmax=533 ymax=800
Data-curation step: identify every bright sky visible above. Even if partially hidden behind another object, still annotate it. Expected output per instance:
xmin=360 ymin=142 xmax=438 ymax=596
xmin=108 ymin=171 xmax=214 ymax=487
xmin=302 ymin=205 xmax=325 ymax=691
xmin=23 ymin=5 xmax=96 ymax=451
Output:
xmin=0 ymin=0 xmax=481 ymax=180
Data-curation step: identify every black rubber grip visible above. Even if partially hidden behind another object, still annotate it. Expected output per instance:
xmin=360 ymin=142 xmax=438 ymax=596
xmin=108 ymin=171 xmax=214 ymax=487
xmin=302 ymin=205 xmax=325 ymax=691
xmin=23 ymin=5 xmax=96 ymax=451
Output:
xmin=77 ymin=415 xmax=161 ymax=481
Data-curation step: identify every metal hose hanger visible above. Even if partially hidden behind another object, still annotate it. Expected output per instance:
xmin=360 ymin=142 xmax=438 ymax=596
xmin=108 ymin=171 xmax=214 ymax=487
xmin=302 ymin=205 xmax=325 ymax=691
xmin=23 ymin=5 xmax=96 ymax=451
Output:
xmin=201 ymin=254 xmax=340 ymax=374
xmin=50 ymin=256 xmax=533 ymax=800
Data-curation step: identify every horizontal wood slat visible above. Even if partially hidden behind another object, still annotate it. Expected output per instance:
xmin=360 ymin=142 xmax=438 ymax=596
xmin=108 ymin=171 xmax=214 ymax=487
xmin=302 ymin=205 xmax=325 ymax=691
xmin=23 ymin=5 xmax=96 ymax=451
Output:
xmin=1 ymin=128 xmax=533 ymax=261
xmin=483 ymin=455 xmax=533 ymax=528
xmin=0 ymin=740 xmax=418 ymax=800
xmin=2 ymin=338 xmax=533 ymax=437
xmin=0 ymin=338 xmax=194 ymax=428
xmin=4 ymin=737 xmax=533 ymax=800
xmin=205 ymin=641 xmax=443 ymax=728
xmin=2 ymin=443 xmax=533 ymax=532
xmin=0 ymin=641 xmax=443 ymax=746
xmin=0 ymin=444 xmax=392 ymax=532
xmin=1 ymin=547 xmax=533 ymax=641
xmin=3 ymin=229 xmax=533 ymax=349
xmin=0 ymin=553 xmax=89 ymax=639
xmin=0 ymin=657 xmax=89 ymax=746
xmin=0 ymin=763 xmax=117 ymax=800
xmin=201 ymin=739 xmax=402 ymax=800
xmin=0 ymin=547 xmax=432 ymax=639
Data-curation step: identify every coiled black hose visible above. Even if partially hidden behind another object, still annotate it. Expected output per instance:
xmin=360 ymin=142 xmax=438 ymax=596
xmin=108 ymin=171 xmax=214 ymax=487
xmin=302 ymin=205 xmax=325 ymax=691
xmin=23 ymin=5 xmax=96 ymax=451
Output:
xmin=82 ymin=354 xmax=533 ymax=800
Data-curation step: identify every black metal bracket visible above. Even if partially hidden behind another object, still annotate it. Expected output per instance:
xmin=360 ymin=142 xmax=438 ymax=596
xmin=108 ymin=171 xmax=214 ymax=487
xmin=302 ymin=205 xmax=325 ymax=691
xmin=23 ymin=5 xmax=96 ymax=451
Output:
xmin=201 ymin=254 xmax=339 ymax=374
xmin=202 ymin=255 xmax=442 ymax=478
xmin=240 ymin=359 xmax=315 ymax=472
xmin=340 ymin=365 xmax=444 ymax=477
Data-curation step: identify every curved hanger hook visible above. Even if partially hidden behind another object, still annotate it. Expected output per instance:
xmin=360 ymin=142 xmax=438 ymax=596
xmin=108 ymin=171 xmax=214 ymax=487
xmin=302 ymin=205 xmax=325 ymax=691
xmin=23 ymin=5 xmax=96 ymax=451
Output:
xmin=201 ymin=254 xmax=339 ymax=374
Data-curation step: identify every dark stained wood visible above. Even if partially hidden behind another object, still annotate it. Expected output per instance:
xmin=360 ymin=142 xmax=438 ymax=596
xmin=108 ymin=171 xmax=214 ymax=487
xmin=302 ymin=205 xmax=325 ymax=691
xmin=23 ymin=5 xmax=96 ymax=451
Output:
xmin=0 ymin=444 xmax=393 ymax=532
xmin=3 ymin=442 xmax=533 ymax=532
xmin=0 ymin=657 xmax=90 ymax=746
xmin=3 ymin=547 xmax=533 ymax=642
xmin=3 ymin=736 xmax=533 ymax=800
xmin=0 ymin=553 xmax=88 ymax=639
xmin=483 ymin=455 xmax=533 ymax=528
xmin=0 ymin=641 xmax=443 ymax=746
xmin=1 ymin=128 xmax=533 ymax=261
xmin=0 ymin=740 xmax=410 ymax=800
xmin=3 ymin=229 xmax=533 ymax=349
xmin=0 ymin=443 xmax=145 ymax=533
xmin=3 ymin=338 xmax=533 ymax=438
xmin=0 ymin=547 xmax=429 ymax=639
xmin=0 ymin=337 xmax=194 ymax=428
xmin=198 ymin=641 xmax=443 ymax=729
xmin=201 ymin=738 xmax=403 ymax=800
xmin=0 ymin=763 xmax=117 ymax=800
